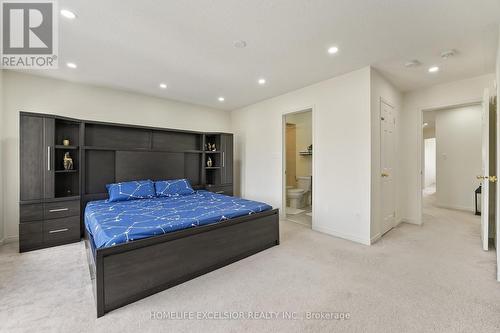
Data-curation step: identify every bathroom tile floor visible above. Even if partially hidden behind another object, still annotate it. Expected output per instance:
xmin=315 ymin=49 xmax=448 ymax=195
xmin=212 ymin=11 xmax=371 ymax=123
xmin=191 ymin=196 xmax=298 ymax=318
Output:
xmin=286 ymin=205 xmax=312 ymax=228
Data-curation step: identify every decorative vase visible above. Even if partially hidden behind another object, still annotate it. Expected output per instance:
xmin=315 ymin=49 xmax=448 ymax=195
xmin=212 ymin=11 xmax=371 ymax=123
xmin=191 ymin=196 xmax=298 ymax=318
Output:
xmin=207 ymin=157 xmax=212 ymax=167
xmin=63 ymin=139 xmax=70 ymax=146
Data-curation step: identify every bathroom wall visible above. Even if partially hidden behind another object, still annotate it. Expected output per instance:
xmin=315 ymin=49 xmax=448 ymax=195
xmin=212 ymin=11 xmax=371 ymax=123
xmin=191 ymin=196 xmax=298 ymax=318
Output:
xmin=285 ymin=111 xmax=312 ymax=179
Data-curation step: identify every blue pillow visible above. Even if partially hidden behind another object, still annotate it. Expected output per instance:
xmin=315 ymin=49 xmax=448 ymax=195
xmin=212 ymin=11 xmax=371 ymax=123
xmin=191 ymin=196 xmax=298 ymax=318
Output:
xmin=155 ymin=179 xmax=195 ymax=197
xmin=106 ymin=180 xmax=156 ymax=202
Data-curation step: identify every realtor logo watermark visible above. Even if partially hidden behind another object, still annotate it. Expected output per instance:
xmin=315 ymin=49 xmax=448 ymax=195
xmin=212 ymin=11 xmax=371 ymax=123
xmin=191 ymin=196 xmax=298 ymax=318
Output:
xmin=1 ymin=0 xmax=58 ymax=68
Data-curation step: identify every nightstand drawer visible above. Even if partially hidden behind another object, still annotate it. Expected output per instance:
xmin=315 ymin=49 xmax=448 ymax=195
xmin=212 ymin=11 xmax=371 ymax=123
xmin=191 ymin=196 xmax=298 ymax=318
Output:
xmin=44 ymin=200 xmax=80 ymax=219
xmin=20 ymin=204 xmax=44 ymax=222
xmin=19 ymin=221 xmax=43 ymax=235
xmin=19 ymin=221 xmax=43 ymax=252
xmin=43 ymin=216 xmax=80 ymax=245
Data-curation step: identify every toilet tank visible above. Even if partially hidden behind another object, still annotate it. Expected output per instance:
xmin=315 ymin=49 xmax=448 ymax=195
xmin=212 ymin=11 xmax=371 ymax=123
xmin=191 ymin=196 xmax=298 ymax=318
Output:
xmin=296 ymin=176 xmax=311 ymax=191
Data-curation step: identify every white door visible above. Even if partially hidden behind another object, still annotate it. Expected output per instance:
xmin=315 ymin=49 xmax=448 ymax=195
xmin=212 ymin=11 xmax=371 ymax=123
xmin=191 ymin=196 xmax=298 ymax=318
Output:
xmin=381 ymin=101 xmax=396 ymax=235
xmin=480 ymin=89 xmax=490 ymax=251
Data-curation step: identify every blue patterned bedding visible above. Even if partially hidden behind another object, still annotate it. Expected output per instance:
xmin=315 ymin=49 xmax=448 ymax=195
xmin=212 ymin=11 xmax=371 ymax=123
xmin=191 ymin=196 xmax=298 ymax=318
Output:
xmin=85 ymin=191 xmax=272 ymax=249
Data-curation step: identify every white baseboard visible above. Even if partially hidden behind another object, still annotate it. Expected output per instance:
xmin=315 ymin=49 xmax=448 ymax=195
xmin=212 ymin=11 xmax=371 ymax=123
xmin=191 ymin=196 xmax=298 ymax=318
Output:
xmin=0 ymin=235 xmax=19 ymax=245
xmin=400 ymin=217 xmax=421 ymax=225
xmin=313 ymin=224 xmax=370 ymax=246
xmin=435 ymin=202 xmax=474 ymax=213
xmin=370 ymin=233 xmax=381 ymax=244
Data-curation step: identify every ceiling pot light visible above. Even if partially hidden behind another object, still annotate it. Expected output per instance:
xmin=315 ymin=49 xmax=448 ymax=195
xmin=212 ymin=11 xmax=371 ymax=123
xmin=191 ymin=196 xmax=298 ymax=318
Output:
xmin=218 ymin=97 xmax=225 ymax=102
xmin=159 ymin=83 xmax=167 ymax=89
xmin=60 ymin=9 xmax=76 ymax=19
xmin=428 ymin=66 xmax=439 ymax=73
xmin=258 ymin=78 xmax=266 ymax=85
xmin=327 ymin=46 xmax=339 ymax=55
xmin=423 ymin=122 xmax=429 ymax=127
xmin=66 ymin=62 xmax=77 ymax=69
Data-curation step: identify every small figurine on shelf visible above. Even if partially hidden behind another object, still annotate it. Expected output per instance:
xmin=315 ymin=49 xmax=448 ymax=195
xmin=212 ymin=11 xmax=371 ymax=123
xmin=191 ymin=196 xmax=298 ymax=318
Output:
xmin=207 ymin=157 xmax=213 ymax=167
xmin=211 ymin=143 xmax=216 ymax=151
xmin=63 ymin=152 xmax=74 ymax=170
xmin=62 ymin=139 xmax=70 ymax=146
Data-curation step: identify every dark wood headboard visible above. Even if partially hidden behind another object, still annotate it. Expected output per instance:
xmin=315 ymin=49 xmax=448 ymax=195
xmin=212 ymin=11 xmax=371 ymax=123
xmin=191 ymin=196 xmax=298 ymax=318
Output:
xmin=81 ymin=120 xmax=232 ymax=207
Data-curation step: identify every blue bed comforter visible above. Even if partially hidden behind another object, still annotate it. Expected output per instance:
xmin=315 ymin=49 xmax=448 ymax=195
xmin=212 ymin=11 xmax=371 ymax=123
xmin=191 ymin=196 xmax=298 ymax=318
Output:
xmin=85 ymin=191 xmax=272 ymax=249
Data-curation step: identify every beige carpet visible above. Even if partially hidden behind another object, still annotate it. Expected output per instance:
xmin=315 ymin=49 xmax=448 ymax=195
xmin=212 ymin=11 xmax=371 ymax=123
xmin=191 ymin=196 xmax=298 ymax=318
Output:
xmin=1 ymin=195 xmax=499 ymax=332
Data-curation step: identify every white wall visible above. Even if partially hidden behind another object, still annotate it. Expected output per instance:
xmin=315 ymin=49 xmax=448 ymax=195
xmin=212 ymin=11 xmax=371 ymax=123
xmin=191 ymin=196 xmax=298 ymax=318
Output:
xmin=434 ymin=106 xmax=481 ymax=210
xmin=424 ymin=138 xmax=436 ymax=188
xmin=0 ymin=69 xmax=4 ymax=243
xmin=401 ymin=74 xmax=495 ymax=224
xmin=285 ymin=111 xmax=312 ymax=177
xmin=232 ymin=67 xmax=372 ymax=245
xmin=2 ymin=71 xmax=231 ymax=241
xmin=370 ymin=68 xmax=403 ymax=241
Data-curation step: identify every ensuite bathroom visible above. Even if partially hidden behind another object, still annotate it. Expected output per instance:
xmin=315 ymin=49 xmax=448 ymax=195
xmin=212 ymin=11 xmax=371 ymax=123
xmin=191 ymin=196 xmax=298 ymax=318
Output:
xmin=285 ymin=109 xmax=312 ymax=227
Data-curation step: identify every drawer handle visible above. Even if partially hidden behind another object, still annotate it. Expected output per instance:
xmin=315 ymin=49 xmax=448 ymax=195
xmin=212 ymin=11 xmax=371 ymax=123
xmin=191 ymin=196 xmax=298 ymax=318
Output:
xmin=49 ymin=208 xmax=69 ymax=213
xmin=215 ymin=191 xmax=224 ymax=194
xmin=49 ymin=228 xmax=69 ymax=234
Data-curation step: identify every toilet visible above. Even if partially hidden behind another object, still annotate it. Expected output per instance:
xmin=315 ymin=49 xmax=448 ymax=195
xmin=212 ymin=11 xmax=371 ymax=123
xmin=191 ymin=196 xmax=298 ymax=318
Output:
xmin=287 ymin=176 xmax=311 ymax=209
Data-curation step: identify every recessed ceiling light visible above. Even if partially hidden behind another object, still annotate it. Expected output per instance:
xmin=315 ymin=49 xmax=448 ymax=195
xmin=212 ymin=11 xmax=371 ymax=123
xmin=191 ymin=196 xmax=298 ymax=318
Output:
xmin=327 ymin=46 xmax=339 ymax=55
xmin=66 ymin=62 xmax=77 ymax=69
xmin=218 ymin=97 xmax=225 ymax=102
xmin=258 ymin=78 xmax=266 ymax=85
xmin=60 ymin=9 xmax=76 ymax=19
xmin=423 ymin=122 xmax=429 ymax=127
xmin=159 ymin=83 xmax=167 ymax=89
xmin=428 ymin=66 xmax=439 ymax=73
xmin=233 ymin=40 xmax=247 ymax=48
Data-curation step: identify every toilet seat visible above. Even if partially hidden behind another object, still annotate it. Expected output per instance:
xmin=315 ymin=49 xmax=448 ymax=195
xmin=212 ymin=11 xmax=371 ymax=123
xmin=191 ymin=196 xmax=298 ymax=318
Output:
xmin=288 ymin=188 xmax=305 ymax=196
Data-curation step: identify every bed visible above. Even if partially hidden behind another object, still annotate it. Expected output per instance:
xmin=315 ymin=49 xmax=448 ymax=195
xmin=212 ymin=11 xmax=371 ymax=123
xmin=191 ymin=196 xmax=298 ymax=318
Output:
xmin=84 ymin=190 xmax=279 ymax=317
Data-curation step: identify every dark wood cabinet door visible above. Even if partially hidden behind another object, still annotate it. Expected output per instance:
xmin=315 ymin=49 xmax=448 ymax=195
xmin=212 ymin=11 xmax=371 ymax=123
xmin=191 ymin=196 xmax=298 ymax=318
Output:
xmin=221 ymin=134 xmax=233 ymax=185
xmin=20 ymin=115 xmax=44 ymax=201
xmin=43 ymin=117 xmax=55 ymax=199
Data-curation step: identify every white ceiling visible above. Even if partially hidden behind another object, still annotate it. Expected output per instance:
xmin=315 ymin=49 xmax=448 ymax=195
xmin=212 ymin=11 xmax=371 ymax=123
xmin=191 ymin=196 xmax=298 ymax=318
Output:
xmin=21 ymin=0 xmax=500 ymax=110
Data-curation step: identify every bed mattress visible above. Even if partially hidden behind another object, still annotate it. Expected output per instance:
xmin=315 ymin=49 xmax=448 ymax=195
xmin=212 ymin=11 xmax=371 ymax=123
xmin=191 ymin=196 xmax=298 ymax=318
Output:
xmin=85 ymin=191 xmax=272 ymax=249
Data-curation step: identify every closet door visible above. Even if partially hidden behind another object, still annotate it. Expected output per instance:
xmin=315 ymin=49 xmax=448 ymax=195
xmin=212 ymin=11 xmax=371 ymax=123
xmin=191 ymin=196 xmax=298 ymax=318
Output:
xmin=20 ymin=115 xmax=44 ymax=201
xmin=220 ymin=134 xmax=233 ymax=185
xmin=43 ymin=117 xmax=55 ymax=199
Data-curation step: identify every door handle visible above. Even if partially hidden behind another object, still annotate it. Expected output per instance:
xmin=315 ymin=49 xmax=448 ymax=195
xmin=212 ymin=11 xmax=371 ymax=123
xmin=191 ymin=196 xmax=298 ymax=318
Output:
xmin=47 ymin=146 xmax=51 ymax=171
xmin=381 ymin=172 xmax=390 ymax=178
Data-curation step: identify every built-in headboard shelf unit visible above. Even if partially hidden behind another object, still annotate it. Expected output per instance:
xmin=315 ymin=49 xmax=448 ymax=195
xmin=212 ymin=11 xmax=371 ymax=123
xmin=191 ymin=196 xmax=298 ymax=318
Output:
xmin=81 ymin=121 xmax=233 ymax=211
xmin=19 ymin=112 xmax=233 ymax=252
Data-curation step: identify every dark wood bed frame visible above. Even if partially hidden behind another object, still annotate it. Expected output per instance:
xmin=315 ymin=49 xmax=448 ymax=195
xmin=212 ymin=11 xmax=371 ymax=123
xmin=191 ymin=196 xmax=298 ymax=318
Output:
xmin=85 ymin=208 xmax=279 ymax=317
xmin=18 ymin=112 xmax=280 ymax=317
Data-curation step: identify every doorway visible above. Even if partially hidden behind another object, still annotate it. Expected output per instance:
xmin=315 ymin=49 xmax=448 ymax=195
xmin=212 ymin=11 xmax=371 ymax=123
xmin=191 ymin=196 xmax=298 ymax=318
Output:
xmin=419 ymin=100 xmax=496 ymax=251
xmin=283 ymin=109 xmax=313 ymax=228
